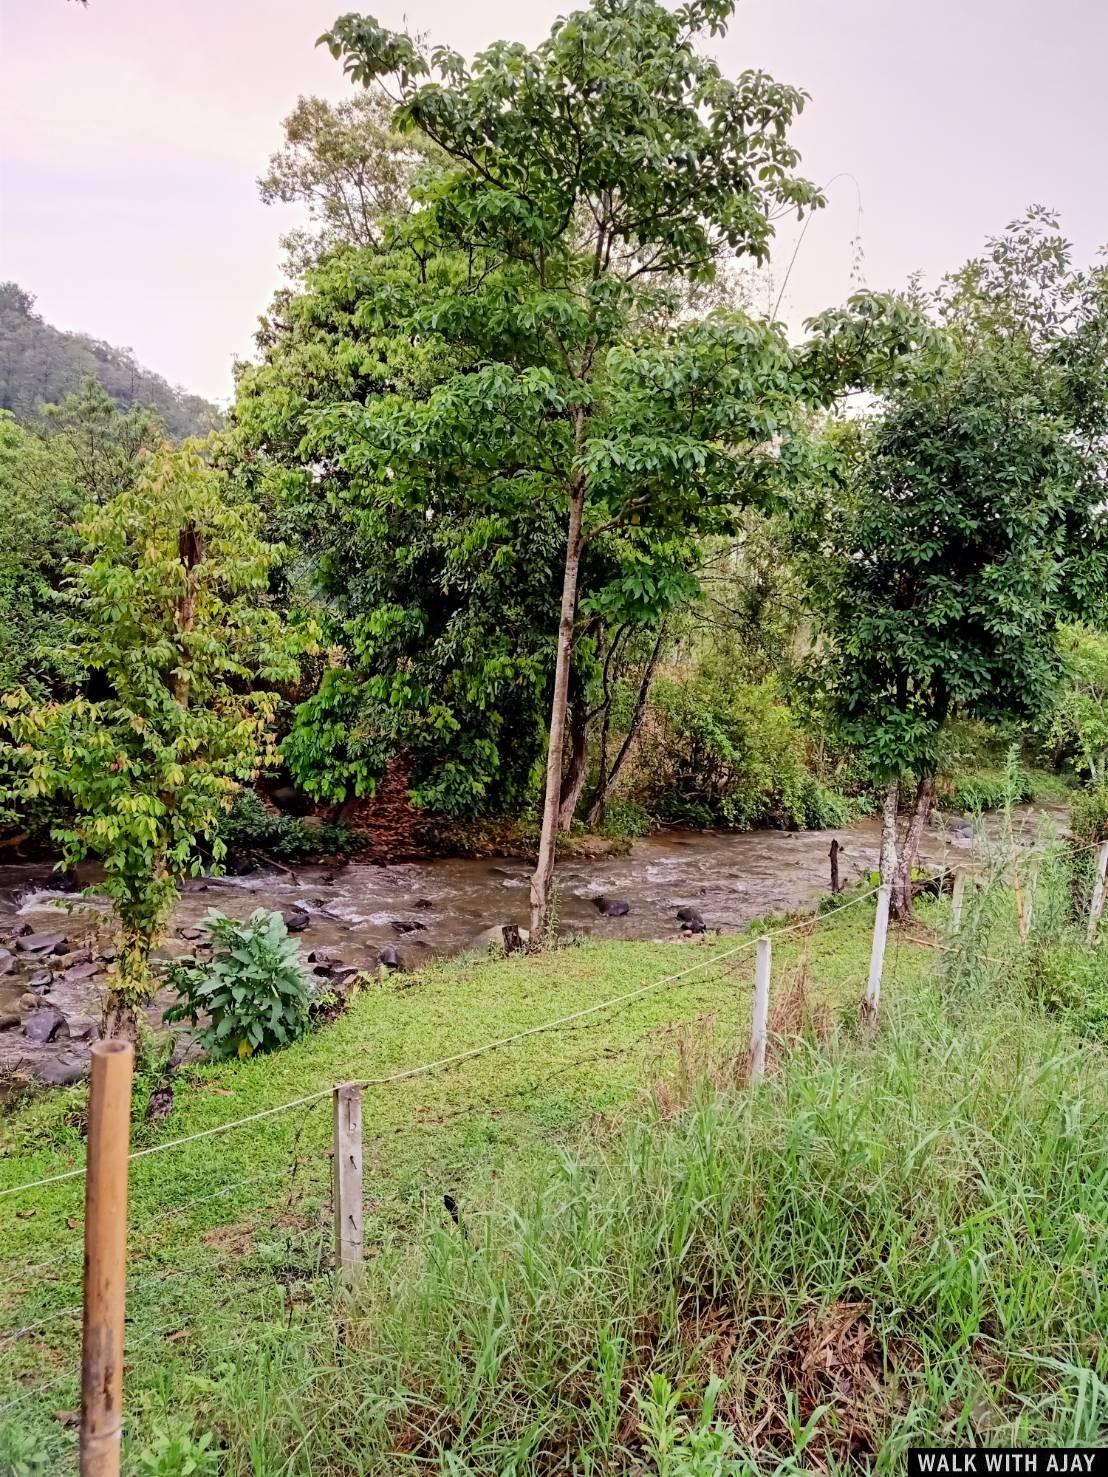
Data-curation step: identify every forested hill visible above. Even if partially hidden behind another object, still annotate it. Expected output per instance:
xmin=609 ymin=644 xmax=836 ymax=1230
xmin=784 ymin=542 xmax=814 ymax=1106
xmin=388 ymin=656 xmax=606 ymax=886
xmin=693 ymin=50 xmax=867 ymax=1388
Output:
xmin=0 ymin=281 xmax=220 ymax=438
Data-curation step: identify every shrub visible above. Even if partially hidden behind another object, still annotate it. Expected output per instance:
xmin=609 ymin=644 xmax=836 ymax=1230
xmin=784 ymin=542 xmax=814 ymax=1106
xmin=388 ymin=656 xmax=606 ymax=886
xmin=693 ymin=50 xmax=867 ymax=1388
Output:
xmin=949 ymin=765 xmax=1032 ymax=813
xmin=638 ymin=675 xmax=855 ymax=831
xmin=165 ymin=908 xmax=313 ymax=1061
xmin=220 ymin=788 xmax=355 ymax=863
xmin=135 ymin=1425 xmax=218 ymax=1477
xmin=1070 ymin=784 xmax=1108 ymax=848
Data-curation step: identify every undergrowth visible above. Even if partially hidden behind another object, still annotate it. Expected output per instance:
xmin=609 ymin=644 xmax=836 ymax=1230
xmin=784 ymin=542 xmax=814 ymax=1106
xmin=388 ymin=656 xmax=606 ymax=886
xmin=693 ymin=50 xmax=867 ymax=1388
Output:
xmin=202 ymin=988 xmax=1108 ymax=1473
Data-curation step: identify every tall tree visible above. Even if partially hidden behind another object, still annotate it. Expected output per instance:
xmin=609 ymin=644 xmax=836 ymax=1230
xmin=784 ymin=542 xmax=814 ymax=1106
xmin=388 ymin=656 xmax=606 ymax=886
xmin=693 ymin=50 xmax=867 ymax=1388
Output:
xmin=321 ymin=0 xmax=833 ymax=939
xmin=258 ymin=93 xmax=429 ymax=276
xmin=805 ymin=213 xmax=1108 ymax=917
xmin=1 ymin=447 xmax=299 ymax=1033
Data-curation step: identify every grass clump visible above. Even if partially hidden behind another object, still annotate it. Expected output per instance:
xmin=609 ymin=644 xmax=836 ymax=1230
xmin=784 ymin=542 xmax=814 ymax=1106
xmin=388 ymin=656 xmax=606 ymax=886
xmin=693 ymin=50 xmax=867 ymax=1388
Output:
xmin=206 ymin=990 xmax=1108 ymax=1473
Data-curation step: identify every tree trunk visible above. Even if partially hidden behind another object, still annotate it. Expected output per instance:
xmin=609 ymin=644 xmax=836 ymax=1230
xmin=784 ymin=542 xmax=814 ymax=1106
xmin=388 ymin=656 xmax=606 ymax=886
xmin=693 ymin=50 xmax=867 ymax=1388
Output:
xmin=530 ymin=479 xmax=587 ymax=943
xmin=890 ymin=775 xmax=934 ymax=920
xmin=102 ymin=923 xmax=151 ymax=1041
xmin=172 ymin=522 xmax=204 ymax=708
xmin=879 ymin=778 xmax=900 ymax=888
xmin=585 ymin=625 xmax=665 ymax=829
xmin=558 ymin=699 xmax=590 ymax=832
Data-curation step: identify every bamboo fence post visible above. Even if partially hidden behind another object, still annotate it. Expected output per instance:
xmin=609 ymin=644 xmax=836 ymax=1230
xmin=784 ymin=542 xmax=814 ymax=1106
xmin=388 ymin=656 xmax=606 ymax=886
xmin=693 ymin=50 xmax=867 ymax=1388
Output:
xmin=1088 ymin=842 xmax=1108 ymax=943
xmin=750 ymin=937 xmax=771 ymax=1083
xmin=80 ymin=1039 xmax=134 ymax=1477
xmin=863 ymin=885 xmax=890 ymax=1027
xmin=333 ymin=1083 xmax=364 ymax=1284
xmin=951 ymin=868 xmax=967 ymax=934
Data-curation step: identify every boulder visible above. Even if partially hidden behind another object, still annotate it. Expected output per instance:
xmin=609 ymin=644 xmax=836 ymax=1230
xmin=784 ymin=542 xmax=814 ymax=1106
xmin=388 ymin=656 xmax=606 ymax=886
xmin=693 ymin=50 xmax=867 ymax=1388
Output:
xmin=14 ymin=932 xmax=69 ymax=956
xmin=269 ymin=783 xmax=312 ymax=816
xmin=676 ymin=907 xmax=706 ymax=933
xmin=595 ymin=898 xmax=630 ymax=918
xmin=67 ymin=1016 xmax=100 ymax=1043
xmin=179 ymin=927 xmax=206 ymax=942
xmin=282 ymin=909 xmax=310 ymax=933
xmin=377 ymin=945 xmax=402 ymax=972
xmin=412 ymin=898 xmax=435 ymax=910
xmin=0 ymin=1011 xmax=21 ymax=1032
xmin=391 ymin=919 xmax=427 ymax=935
xmin=62 ymin=962 xmax=101 ymax=986
xmin=35 ymin=1054 xmax=88 ymax=1088
xmin=23 ymin=1007 xmax=70 ymax=1044
xmin=306 ymin=948 xmax=337 ymax=965
xmin=0 ymin=947 xmax=14 ymax=976
xmin=28 ymin=971 xmax=53 ymax=992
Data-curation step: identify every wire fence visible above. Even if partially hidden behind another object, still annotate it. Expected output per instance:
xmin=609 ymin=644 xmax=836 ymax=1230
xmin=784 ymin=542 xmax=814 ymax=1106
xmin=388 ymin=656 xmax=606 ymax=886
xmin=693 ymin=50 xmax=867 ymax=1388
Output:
xmin=1 ymin=832 xmax=1102 ymax=1465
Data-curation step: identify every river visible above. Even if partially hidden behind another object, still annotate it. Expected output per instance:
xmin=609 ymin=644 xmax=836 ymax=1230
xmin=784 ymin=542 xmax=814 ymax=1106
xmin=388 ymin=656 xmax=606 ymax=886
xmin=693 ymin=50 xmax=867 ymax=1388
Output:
xmin=0 ymin=800 xmax=1067 ymax=1085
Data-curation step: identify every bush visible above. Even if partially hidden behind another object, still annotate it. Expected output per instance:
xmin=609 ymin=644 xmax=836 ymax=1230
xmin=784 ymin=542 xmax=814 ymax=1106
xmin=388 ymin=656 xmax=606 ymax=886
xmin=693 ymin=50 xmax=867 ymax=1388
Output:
xmin=220 ymin=788 xmax=355 ymax=863
xmin=165 ymin=908 xmax=313 ymax=1061
xmin=1070 ymin=783 xmax=1108 ymax=848
xmin=638 ymin=675 xmax=856 ymax=831
xmin=949 ymin=765 xmax=1032 ymax=813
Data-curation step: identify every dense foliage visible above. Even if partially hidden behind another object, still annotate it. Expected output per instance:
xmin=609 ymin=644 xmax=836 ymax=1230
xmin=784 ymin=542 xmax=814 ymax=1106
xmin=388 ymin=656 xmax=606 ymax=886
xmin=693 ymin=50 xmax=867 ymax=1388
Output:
xmin=802 ymin=212 xmax=1108 ymax=913
xmin=0 ymin=447 xmax=300 ymax=1026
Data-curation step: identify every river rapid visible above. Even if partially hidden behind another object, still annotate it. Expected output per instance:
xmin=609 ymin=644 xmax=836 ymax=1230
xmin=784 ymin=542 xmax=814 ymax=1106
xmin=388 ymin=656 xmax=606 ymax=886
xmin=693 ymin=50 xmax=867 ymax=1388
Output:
xmin=0 ymin=800 xmax=1067 ymax=1085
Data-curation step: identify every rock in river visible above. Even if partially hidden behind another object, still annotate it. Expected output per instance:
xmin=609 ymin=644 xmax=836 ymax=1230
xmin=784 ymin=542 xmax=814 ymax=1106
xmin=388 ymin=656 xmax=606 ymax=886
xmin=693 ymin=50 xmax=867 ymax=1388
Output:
xmin=377 ymin=945 xmax=402 ymax=972
xmin=14 ymin=932 xmax=69 ymax=956
xmin=595 ymin=898 xmax=630 ymax=918
xmin=23 ymin=1007 xmax=70 ymax=1044
xmin=282 ymin=909 xmax=310 ymax=933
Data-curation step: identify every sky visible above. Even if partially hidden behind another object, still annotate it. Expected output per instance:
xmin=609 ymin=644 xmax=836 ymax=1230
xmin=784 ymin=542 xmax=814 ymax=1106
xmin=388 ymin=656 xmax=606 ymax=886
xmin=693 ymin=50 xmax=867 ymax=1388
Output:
xmin=1 ymin=0 xmax=1105 ymax=406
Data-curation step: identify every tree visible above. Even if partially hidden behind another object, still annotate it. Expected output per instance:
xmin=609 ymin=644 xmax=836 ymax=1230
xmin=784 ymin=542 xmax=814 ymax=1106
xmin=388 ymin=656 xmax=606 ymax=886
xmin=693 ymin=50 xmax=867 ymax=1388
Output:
xmin=321 ymin=0 xmax=835 ymax=940
xmin=804 ymin=213 xmax=1108 ymax=917
xmin=0 ymin=380 xmax=166 ymax=700
xmin=258 ymin=93 xmax=430 ymax=276
xmin=0 ymin=446 xmax=300 ymax=1034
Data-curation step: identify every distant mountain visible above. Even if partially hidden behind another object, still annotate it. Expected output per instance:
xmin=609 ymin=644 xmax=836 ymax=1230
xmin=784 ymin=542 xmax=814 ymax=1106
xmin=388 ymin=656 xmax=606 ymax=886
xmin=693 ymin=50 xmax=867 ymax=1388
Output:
xmin=0 ymin=282 xmax=220 ymax=440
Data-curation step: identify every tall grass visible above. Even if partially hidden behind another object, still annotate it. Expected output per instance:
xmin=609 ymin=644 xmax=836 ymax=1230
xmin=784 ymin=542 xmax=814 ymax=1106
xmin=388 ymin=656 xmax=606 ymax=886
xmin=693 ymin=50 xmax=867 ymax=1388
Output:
xmin=206 ymin=989 xmax=1108 ymax=1474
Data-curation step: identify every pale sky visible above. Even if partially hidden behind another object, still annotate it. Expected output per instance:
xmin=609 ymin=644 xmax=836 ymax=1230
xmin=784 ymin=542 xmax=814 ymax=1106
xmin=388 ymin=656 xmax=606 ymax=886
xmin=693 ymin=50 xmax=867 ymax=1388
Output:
xmin=1 ymin=0 xmax=1105 ymax=405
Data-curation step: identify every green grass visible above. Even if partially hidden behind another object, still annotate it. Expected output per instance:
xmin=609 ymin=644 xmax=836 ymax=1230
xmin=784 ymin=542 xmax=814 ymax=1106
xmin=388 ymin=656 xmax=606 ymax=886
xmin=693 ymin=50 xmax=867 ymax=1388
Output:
xmin=2 ymin=890 xmax=1106 ymax=1473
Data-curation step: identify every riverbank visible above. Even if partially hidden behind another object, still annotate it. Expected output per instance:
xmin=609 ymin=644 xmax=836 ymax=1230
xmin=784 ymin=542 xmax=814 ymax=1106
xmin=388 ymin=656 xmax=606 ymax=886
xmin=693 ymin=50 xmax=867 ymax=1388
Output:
xmin=0 ymin=798 xmax=1069 ymax=1086
xmin=2 ymin=891 xmax=1105 ymax=1471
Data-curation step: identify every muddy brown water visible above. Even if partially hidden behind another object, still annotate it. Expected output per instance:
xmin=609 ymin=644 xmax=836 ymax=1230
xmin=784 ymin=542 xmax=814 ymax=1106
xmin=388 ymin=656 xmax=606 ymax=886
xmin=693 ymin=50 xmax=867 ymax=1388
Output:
xmin=0 ymin=801 xmax=1067 ymax=1085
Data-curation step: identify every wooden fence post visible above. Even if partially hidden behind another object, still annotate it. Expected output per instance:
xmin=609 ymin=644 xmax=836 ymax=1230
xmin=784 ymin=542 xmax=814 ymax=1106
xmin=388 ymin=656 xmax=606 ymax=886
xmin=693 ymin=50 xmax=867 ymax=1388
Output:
xmin=1088 ymin=842 xmax=1108 ymax=943
xmin=750 ymin=937 xmax=771 ymax=1083
xmin=333 ymin=1083 xmax=364 ymax=1284
xmin=863 ymin=885 xmax=890 ymax=1028
xmin=80 ymin=1039 xmax=134 ymax=1477
xmin=951 ymin=868 xmax=967 ymax=934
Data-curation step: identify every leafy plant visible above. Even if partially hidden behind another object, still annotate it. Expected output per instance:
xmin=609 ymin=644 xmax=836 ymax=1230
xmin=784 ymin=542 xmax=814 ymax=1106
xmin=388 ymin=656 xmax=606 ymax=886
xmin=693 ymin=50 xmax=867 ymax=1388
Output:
xmin=220 ymin=788 xmax=355 ymax=863
xmin=134 ymin=1424 xmax=219 ymax=1477
xmin=0 ymin=446 xmax=302 ymax=1032
xmin=165 ymin=908 xmax=312 ymax=1061
xmin=636 ymin=1374 xmax=740 ymax=1477
xmin=0 ymin=1421 xmax=50 ymax=1477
